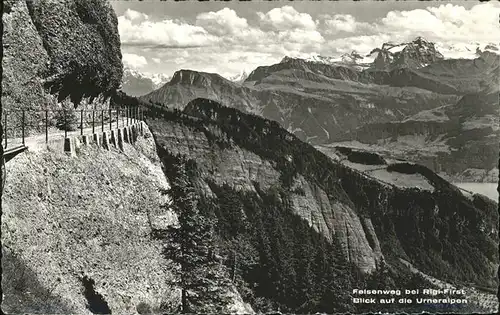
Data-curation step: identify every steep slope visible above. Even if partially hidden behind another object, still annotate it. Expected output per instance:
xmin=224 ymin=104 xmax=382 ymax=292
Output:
xmin=142 ymin=98 xmax=498 ymax=314
xmin=2 ymin=134 xmax=179 ymax=314
xmin=1 ymin=1 xmax=249 ymax=313
xmin=2 ymin=126 xmax=253 ymax=314
xmin=2 ymin=0 xmax=124 ymax=140
xmin=370 ymin=37 xmax=444 ymax=70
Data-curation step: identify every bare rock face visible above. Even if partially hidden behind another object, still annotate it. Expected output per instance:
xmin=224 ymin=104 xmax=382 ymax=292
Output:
xmin=393 ymin=37 xmax=444 ymax=68
xmin=148 ymin=98 xmax=498 ymax=295
xmin=371 ymin=37 xmax=445 ymax=70
xmin=2 ymin=0 xmax=123 ymax=111
xmin=148 ymin=117 xmax=384 ymax=274
xmin=371 ymin=48 xmax=394 ymax=70
xmin=290 ymin=174 xmax=384 ymax=272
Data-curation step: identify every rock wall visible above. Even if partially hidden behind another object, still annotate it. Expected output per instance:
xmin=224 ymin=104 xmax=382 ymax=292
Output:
xmin=146 ymin=99 xmax=498 ymax=292
xmin=2 ymin=0 xmax=123 ymax=111
xmin=147 ymin=118 xmax=384 ymax=273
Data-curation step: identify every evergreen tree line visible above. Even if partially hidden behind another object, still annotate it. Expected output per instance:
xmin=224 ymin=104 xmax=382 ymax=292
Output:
xmin=126 ymin=96 xmax=497 ymax=311
xmin=206 ymin=181 xmax=357 ymax=313
xmin=177 ymin=98 xmax=498 ymax=289
xmin=152 ymin=149 xmax=232 ymax=314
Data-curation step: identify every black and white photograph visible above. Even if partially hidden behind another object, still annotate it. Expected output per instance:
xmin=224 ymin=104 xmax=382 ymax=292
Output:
xmin=1 ymin=0 xmax=499 ymax=314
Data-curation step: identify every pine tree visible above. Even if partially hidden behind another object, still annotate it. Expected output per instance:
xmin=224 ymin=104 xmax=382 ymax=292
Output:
xmin=54 ymin=102 xmax=79 ymax=131
xmin=164 ymin=160 xmax=232 ymax=313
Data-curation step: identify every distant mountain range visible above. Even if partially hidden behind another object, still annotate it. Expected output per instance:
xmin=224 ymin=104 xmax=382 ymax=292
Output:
xmin=121 ymin=68 xmax=249 ymax=96
xmin=135 ymin=37 xmax=499 ymax=181
xmin=120 ymin=68 xmax=171 ymax=97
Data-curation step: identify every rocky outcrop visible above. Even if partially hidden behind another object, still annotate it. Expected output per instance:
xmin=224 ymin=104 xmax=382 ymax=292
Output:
xmin=140 ymin=99 xmax=498 ymax=313
xmin=2 ymin=0 xmax=123 ymax=110
xmin=146 ymin=99 xmax=498 ymax=287
xmin=146 ymin=109 xmax=383 ymax=274
xmin=371 ymin=48 xmax=394 ymax=70
xmin=370 ymin=37 xmax=444 ymax=70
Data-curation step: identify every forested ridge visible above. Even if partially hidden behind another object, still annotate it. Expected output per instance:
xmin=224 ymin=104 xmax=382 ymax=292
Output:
xmin=112 ymin=93 xmax=497 ymax=313
xmin=153 ymin=139 xmax=491 ymax=314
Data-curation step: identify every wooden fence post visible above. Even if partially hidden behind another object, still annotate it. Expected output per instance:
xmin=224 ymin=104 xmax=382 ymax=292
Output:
xmin=45 ymin=110 xmax=48 ymax=143
xmin=64 ymin=110 xmax=67 ymax=138
xmin=92 ymin=110 xmax=95 ymax=134
xmin=109 ymin=108 xmax=112 ymax=130
xmin=22 ymin=110 xmax=25 ymax=146
xmin=4 ymin=111 xmax=7 ymax=148
xmin=101 ymin=110 xmax=104 ymax=132
xmin=80 ymin=109 xmax=84 ymax=135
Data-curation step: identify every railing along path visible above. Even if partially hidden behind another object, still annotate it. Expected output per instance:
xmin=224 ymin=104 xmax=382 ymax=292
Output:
xmin=2 ymin=106 xmax=143 ymax=155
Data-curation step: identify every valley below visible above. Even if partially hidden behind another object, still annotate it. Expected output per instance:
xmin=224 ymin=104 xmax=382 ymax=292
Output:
xmin=137 ymin=39 xmax=499 ymax=183
xmin=453 ymin=182 xmax=498 ymax=202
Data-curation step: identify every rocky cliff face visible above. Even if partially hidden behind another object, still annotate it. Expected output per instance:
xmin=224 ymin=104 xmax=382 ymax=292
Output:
xmin=144 ymin=98 xmax=498 ymax=313
xmin=2 ymin=124 xmax=254 ymax=314
xmin=2 ymin=0 xmax=123 ymax=110
xmin=370 ymin=37 xmax=444 ymax=70
xmin=147 ymin=112 xmax=383 ymax=274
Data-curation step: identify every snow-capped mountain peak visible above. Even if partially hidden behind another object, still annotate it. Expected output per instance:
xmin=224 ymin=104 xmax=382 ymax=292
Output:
xmin=435 ymin=42 xmax=499 ymax=59
xmin=226 ymin=70 xmax=249 ymax=83
xmin=121 ymin=67 xmax=172 ymax=96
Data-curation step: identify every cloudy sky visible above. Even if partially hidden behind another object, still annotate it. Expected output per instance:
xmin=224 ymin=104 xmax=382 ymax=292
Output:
xmin=111 ymin=1 xmax=500 ymax=79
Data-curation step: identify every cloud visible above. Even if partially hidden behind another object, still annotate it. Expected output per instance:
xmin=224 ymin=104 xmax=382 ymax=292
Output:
xmin=258 ymin=6 xmax=317 ymax=31
xmin=195 ymin=8 xmax=266 ymax=45
xmin=379 ymin=3 xmax=500 ymax=44
xmin=117 ymin=3 xmax=500 ymax=79
xmin=325 ymin=34 xmax=392 ymax=55
xmin=122 ymin=53 xmax=148 ymax=69
xmin=321 ymin=14 xmax=359 ymax=34
xmin=196 ymin=8 xmax=249 ymax=36
xmin=174 ymin=57 xmax=186 ymax=65
xmin=118 ymin=9 xmax=220 ymax=48
xmin=123 ymin=8 xmax=148 ymax=22
xmin=277 ymin=29 xmax=325 ymax=50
